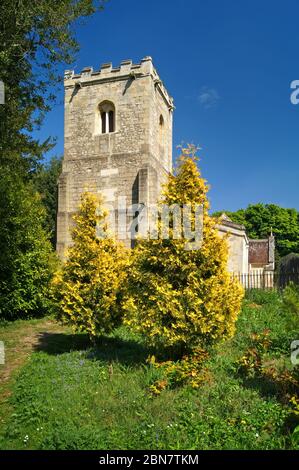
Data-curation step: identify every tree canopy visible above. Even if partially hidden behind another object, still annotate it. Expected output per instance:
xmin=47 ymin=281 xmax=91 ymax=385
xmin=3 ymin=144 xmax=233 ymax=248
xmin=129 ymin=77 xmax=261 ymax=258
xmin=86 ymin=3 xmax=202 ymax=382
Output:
xmin=0 ymin=168 xmax=56 ymax=319
xmin=124 ymin=146 xmax=244 ymax=351
xmin=0 ymin=0 xmax=106 ymax=173
xmin=0 ymin=1 xmax=105 ymax=320
xmin=33 ymin=156 xmax=62 ymax=247
xmin=214 ymin=204 xmax=299 ymax=259
xmin=51 ymin=193 xmax=129 ymax=339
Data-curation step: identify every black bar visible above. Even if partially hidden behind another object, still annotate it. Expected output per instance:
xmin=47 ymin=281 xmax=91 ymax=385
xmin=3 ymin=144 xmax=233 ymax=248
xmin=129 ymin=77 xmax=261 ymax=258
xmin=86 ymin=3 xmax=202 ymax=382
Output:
xmin=0 ymin=450 xmax=298 ymax=467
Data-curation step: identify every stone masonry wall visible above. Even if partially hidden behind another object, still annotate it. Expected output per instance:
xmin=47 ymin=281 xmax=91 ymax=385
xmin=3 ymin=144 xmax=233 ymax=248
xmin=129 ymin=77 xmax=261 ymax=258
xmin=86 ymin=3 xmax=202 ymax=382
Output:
xmin=57 ymin=57 xmax=174 ymax=257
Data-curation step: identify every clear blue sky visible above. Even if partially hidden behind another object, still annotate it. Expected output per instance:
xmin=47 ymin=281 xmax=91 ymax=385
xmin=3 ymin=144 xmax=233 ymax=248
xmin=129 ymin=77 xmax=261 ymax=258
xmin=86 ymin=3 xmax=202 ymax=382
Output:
xmin=34 ymin=0 xmax=299 ymax=212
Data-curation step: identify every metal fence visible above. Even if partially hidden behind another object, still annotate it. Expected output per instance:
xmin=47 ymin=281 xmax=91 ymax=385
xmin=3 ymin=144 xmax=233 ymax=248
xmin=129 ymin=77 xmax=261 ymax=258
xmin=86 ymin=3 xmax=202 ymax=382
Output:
xmin=231 ymin=272 xmax=299 ymax=290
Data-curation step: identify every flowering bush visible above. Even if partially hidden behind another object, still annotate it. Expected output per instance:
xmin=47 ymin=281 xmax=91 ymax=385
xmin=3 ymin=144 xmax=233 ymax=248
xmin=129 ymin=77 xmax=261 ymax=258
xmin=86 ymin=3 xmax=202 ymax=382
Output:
xmin=51 ymin=192 xmax=128 ymax=339
xmin=147 ymin=347 xmax=212 ymax=394
xmin=123 ymin=145 xmax=244 ymax=350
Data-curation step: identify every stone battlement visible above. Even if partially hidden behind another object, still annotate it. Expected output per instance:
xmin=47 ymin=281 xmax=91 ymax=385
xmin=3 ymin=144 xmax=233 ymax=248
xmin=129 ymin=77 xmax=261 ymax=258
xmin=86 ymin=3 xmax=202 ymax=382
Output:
xmin=58 ymin=55 xmax=173 ymax=256
xmin=64 ymin=56 xmax=174 ymax=109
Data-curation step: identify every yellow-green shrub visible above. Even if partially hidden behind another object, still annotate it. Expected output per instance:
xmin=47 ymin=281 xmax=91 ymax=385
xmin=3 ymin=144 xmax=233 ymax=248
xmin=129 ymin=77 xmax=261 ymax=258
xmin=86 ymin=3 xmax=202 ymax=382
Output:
xmin=123 ymin=145 xmax=244 ymax=350
xmin=51 ymin=192 xmax=128 ymax=339
xmin=148 ymin=348 xmax=211 ymax=394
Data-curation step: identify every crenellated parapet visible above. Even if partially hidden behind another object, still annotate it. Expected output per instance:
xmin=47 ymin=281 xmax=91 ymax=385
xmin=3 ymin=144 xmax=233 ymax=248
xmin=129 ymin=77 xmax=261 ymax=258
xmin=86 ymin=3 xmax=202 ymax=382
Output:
xmin=64 ymin=56 xmax=174 ymax=110
xmin=57 ymin=55 xmax=174 ymax=257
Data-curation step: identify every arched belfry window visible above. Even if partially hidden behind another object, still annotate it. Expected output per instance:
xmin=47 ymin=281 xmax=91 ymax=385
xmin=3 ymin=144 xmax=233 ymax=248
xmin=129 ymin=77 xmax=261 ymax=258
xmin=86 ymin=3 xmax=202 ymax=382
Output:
xmin=99 ymin=101 xmax=115 ymax=134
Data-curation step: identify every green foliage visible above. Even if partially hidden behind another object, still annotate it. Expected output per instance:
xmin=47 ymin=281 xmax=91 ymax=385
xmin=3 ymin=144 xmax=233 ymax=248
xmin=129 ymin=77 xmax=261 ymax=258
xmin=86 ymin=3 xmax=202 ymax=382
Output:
xmin=0 ymin=1 xmax=105 ymax=317
xmin=245 ymin=288 xmax=281 ymax=306
xmin=51 ymin=192 xmax=129 ymax=338
xmin=33 ymin=156 xmax=62 ymax=247
xmin=124 ymin=145 xmax=244 ymax=351
xmin=237 ymin=326 xmax=299 ymax=426
xmin=147 ymin=348 xmax=211 ymax=394
xmin=214 ymin=204 xmax=299 ymax=259
xmin=237 ymin=329 xmax=272 ymax=377
xmin=0 ymin=1 xmax=105 ymax=318
xmin=0 ymin=168 xmax=56 ymax=319
xmin=282 ymin=283 xmax=299 ymax=315
xmin=292 ymin=425 xmax=299 ymax=446
xmin=239 ymin=290 xmax=293 ymax=355
xmin=281 ymin=283 xmax=299 ymax=330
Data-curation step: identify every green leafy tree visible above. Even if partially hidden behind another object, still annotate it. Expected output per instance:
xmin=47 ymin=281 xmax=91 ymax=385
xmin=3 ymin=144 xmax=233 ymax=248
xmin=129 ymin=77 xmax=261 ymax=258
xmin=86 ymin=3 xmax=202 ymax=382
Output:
xmin=123 ymin=145 xmax=244 ymax=352
xmin=0 ymin=168 xmax=56 ymax=319
xmin=52 ymin=192 xmax=129 ymax=339
xmin=33 ymin=156 xmax=62 ymax=247
xmin=214 ymin=204 xmax=299 ymax=259
xmin=0 ymin=1 xmax=106 ymax=319
xmin=0 ymin=0 xmax=106 ymax=173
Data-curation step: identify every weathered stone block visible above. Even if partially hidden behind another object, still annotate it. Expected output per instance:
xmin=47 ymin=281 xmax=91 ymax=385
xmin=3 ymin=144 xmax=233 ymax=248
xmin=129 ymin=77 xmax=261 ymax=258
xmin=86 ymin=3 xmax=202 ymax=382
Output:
xmin=57 ymin=57 xmax=174 ymax=256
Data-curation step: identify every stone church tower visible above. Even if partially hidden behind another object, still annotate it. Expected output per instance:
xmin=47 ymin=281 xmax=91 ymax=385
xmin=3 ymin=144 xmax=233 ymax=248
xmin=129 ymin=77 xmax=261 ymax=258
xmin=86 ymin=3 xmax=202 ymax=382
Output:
xmin=57 ymin=57 xmax=174 ymax=257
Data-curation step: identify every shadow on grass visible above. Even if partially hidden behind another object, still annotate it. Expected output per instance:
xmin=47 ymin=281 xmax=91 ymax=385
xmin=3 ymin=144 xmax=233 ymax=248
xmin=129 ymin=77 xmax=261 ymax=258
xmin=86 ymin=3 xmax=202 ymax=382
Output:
xmin=235 ymin=371 xmax=299 ymax=436
xmin=34 ymin=331 xmax=152 ymax=366
xmin=34 ymin=331 xmax=90 ymax=355
xmin=89 ymin=335 xmax=152 ymax=365
xmin=238 ymin=374 xmax=281 ymax=400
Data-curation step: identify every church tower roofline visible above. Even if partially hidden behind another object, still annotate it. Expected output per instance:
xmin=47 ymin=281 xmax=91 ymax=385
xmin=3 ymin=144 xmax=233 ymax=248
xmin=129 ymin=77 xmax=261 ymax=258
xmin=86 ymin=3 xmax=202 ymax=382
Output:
xmin=57 ymin=55 xmax=174 ymax=257
xmin=64 ymin=57 xmax=174 ymax=110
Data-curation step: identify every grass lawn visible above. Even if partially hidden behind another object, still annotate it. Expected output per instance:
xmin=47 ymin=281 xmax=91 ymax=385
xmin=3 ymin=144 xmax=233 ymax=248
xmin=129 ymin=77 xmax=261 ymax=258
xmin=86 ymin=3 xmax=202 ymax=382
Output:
xmin=0 ymin=290 xmax=298 ymax=450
